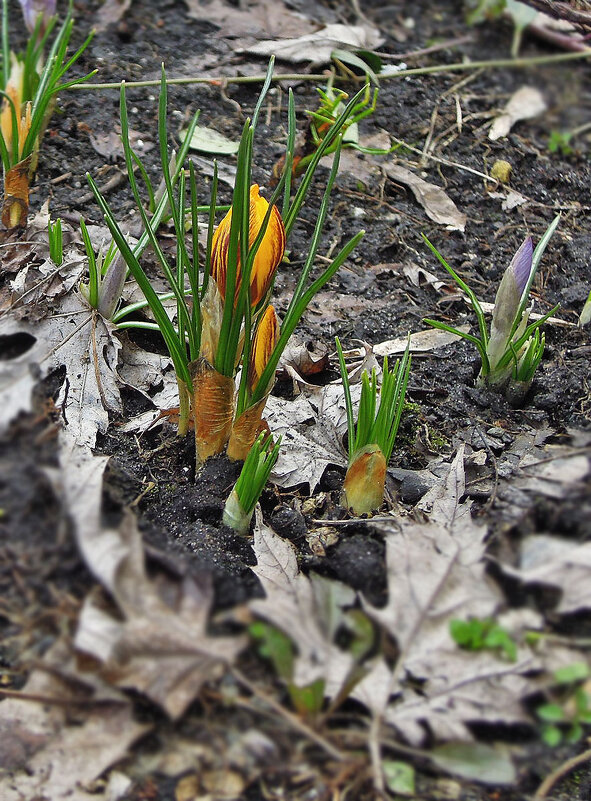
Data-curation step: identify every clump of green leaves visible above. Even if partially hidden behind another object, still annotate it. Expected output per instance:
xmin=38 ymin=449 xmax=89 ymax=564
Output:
xmin=424 ymin=215 xmax=560 ymax=404
xmin=1 ymin=0 xmax=95 ymax=227
xmin=537 ymin=662 xmax=591 ymax=746
xmin=450 ymin=617 xmax=517 ymax=662
xmin=48 ymin=216 xmax=62 ymax=265
xmin=336 ymin=338 xmax=411 ymax=515
xmin=548 ymin=130 xmax=574 ymax=156
xmin=223 ymin=433 xmax=280 ymax=535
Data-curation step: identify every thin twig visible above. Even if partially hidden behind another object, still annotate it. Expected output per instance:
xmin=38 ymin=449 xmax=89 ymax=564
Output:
xmin=0 ymin=687 xmax=126 ymax=707
xmin=67 ymin=51 xmax=591 ymax=92
xmin=534 ymin=745 xmax=591 ymax=800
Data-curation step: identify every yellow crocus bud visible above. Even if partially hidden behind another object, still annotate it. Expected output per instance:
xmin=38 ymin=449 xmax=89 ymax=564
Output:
xmin=248 ymin=304 xmax=279 ymax=393
xmin=342 ymin=444 xmax=387 ymax=516
xmin=211 ymin=184 xmax=285 ymax=307
xmin=0 ymin=54 xmax=25 ymax=155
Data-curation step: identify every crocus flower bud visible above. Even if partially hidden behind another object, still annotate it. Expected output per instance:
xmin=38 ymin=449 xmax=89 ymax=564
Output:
xmin=342 ymin=444 xmax=387 ymax=516
xmin=0 ymin=55 xmax=25 ymax=154
xmin=248 ymin=304 xmax=279 ymax=393
xmin=18 ymin=0 xmax=56 ymax=36
xmin=211 ymin=184 xmax=285 ymax=308
xmin=486 ymin=236 xmax=533 ymax=372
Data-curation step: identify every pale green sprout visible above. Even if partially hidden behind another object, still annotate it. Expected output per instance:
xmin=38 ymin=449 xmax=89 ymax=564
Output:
xmin=579 ymin=290 xmax=591 ymax=328
xmin=336 ymin=338 xmax=411 ymax=515
xmin=47 ymin=216 xmax=62 ymax=265
xmin=223 ymin=433 xmax=281 ymax=535
xmin=424 ymin=215 xmax=560 ymax=402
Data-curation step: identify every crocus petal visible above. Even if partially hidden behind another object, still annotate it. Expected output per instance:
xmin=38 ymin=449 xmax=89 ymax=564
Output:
xmin=510 ymin=236 xmax=533 ymax=299
xmin=210 ymin=184 xmax=285 ymax=307
xmin=18 ymin=0 xmax=56 ymax=34
xmin=248 ymin=304 xmax=279 ymax=392
xmin=342 ymin=444 xmax=387 ymax=515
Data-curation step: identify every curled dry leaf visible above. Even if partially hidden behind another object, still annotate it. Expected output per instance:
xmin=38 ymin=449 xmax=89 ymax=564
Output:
xmin=385 ymin=163 xmax=467 ymax=231
xmin=488 ymin=86 xmax=547 ymax=141
xmin=242 ymin=23 xmax=384 ymax=63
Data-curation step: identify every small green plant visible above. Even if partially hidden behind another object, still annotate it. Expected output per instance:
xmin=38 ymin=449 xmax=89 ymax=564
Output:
xmin=537 ymin=662 xmax=591 ymax=746
xmin=579 ymin=289 xmax=591 ymax=328
xmin=272 ymin=80 xmax=397 ymax=184
xmin=48 ymin=216 xmax=62 ymax=265
xmin=424 ymin=215 xmax=560 ymax=403
xmin=249 ymin=621 xmax=325 ymax=718
xmin=464 ymin=0 xmax=536 ymax=56
xmin=223 ymin=433 xmax=280 ymax=535
xmin=548 ymin=130 xmax=574 ymax=156
xmin=1 ymin=0 xmax=95 ymax=228
xmin=88 ymin=62 xmax=364 ymax=467
xmin=336 ymin=338 xmax=411 ymax=515
xmin=450 ymin=617 xmax=517 ymax=662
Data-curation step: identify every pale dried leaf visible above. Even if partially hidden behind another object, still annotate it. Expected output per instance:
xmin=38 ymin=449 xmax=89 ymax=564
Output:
xmin=185 ymin=0 xmax=317 ymax=39
xmin=373 ymin=325 xmax=470 ymax=357
xmin=0 ymin=640 xmax=147 ymax=801
xmin=489 ymin=86 xmax=547 ymax=141
xmin=250 ymin=517 xmax=356 ymax=694
xmin=243 ymin=23 xmax=383 ymax=63
xmin=94 ymin=0 xmax=132 ymax=32
xmin=0 ymin=295 xmax=121 ymax=446
xmin=385 ymin=164 xmax=467 ymax=231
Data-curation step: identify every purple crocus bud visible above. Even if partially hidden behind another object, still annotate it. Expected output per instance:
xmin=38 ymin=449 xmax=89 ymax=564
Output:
xmin=18 ymin=0 xmax=56 ymax=36
xmin=510 ymin=236 xmax=534 ymax=299
xmin=486 ymin=235 xmax=534 ymax=373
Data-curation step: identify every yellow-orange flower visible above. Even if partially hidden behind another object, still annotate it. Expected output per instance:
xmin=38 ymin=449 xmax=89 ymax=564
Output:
xmin=211 ymin=184 xmax=285 ymax=307
xmin=248 ymin=304 xmax=279 ymax=392
xmin=0 ymin=55 xmax=31 ymax=161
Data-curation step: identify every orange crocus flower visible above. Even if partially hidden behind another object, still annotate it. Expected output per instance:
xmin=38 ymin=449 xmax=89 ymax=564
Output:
xmin=210 ymin=184 xmax=285 ymax=307
xmin=248 ymin=304 xmax=279 ymax=392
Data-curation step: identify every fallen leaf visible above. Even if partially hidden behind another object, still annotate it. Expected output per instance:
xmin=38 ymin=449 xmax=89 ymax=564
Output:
xmin=250 ymin=517 xmax=357 ymax=695
xmin=489 ymin=86 xmax=547 ymax=141
xmin=373 ymin=325 xmax=470 ymax=357
xmin=364 ymin=449 xmax=535 ymax=744
xmin=242 ymin=23 xmax=383 ymax=64
xmin=385 ymin=163 xmax=467 ymax=231
xmin=94 ymin=0 xmax=132 ymax=32
xmin=184 ymin=124 xmax=240 ymax=155
xmin=185 ymin=0 xmax=317 ymax=39
xmin=0 ymin=294 xmax=121 ymax=446
xmin=0 ymin=639 xmax=148 ymax=801
xmin=430 ymin=742 xmax=516 ymax=785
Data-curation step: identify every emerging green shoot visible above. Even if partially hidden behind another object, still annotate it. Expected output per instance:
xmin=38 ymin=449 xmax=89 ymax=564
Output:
xmin=222 ymin=433 xmax=280 ymax=535
xmin=336 ymin=338 xmax=411 ymax=515
xmin=1 ymin=0 xmax=95 ymax=228
xmin=579 ymin=289 xmax=591 ymax=328
xmin=450 ymin=617 xmax=517 ymax=662
xmin=537 ymin=662 xmax=591 ymax=747
xmin=48 ymin=216 xmax=62 ymax=265
xmin=424 ymin=215 xmax=560 ymax=403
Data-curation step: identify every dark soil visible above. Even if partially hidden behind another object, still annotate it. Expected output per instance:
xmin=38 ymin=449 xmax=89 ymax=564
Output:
xmin=2 ymin=0 xmax=591 ymax=798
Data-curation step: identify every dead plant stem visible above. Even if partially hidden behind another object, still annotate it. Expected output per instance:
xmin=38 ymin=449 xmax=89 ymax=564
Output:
xmin=534 ymin=744 xmax=591 ymax=799
xmin=67 ymin=51 xmax=591 ymax=92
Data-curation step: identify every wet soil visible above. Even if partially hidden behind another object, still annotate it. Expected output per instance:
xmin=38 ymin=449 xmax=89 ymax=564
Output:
xmin=2 ymin=0 xmax=591 ymax=798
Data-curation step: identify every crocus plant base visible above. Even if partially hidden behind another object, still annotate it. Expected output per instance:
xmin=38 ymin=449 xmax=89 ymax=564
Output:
xmin=190 ymin=358 xmax=235 ymax=463
xmin=342 ymin=444 xmax=387 ymax=516
xmin=227 ymin=397 xmax=269 ymax=462
xmin=2 ymin=156 xmax=33 ymax=229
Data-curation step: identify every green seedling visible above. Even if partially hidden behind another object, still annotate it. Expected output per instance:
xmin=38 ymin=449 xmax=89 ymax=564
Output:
xmin=450 ymin=617 xmax=517 ymax=662
xmin=223 ymin=433 xmax=281 ymax=535
xmin=537 ymin=662 xmax=591 ymax=746
xmin=48 ymin=216 xmax=62 ymax=265
xmin=579 ymin=289 xmax=591 ymax=328
xmin=336 ymin=337 xmax=411 ymax=515
xmin=424 ymin=215 xmax=560 ymax=403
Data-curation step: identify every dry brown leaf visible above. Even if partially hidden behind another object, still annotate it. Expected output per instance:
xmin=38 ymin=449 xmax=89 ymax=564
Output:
xmin=488 ymin=86 xmax=547 ymax=141
xmin=373 ymin=325 xmax=470 ymax=357
xmin=385 ymin=163 xmax=467 ymax=231
xmin=0 ymin=639 xmax=148 ymax=801
xmin=185 ymin=0 xmax=317 ymax=39
xmin=250 ymin=516 xmax=357 ymax=694
xmin=242 ymin=23 xmax=383 ymax=63
xmin=94 ymin=0 xmax=132 ymax=32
